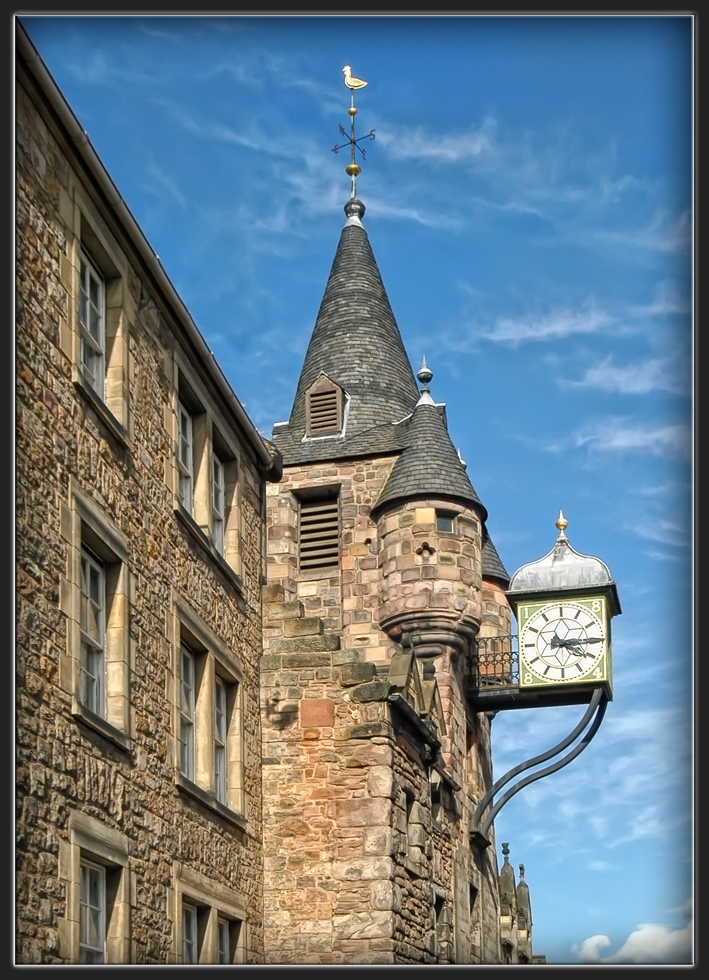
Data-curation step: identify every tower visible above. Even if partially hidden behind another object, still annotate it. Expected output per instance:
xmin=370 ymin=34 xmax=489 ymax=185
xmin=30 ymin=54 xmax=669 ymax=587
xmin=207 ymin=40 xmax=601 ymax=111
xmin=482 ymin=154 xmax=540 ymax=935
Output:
xmin=260 ymin=74 xmax=516 ymax=962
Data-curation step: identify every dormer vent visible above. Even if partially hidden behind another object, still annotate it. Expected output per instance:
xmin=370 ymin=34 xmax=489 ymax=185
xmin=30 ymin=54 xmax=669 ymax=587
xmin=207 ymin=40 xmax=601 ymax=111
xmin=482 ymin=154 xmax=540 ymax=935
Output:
xmin=305 ymin=374 xmax=344 ymax=437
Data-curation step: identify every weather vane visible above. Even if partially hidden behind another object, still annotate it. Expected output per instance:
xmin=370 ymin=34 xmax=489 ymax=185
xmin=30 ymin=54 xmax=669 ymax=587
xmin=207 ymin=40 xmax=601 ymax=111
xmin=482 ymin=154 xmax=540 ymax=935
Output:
xmin=332 ymin=65 xmax=375 ymax=198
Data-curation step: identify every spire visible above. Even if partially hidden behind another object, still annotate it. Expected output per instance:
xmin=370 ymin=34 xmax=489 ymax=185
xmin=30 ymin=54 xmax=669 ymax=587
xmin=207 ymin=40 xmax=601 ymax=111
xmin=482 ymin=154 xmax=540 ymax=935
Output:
xmin=271 ymin=66 xmax=416 ymax=465
xmin=516 ymin=863 xmax=532 ymax=928
xmin=272 ymin=198 xmax=420 ymax=465
xmin=371 ymin=364 xmax=487 ymax=522
xmin=498 ymin=842 xmax=517 ymax=911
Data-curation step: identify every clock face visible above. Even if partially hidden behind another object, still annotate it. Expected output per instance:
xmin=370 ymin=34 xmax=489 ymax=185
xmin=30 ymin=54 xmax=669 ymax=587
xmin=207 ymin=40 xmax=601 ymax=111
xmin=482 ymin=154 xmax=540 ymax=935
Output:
xmin=518 ymin=599 xmax=607 ymax=687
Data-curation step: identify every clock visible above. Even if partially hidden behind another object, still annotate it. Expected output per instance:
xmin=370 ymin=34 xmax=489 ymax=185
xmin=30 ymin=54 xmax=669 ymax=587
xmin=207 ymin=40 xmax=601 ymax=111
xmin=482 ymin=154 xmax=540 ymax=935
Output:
xmin=517 ymin=598 xmax=609 ymax=688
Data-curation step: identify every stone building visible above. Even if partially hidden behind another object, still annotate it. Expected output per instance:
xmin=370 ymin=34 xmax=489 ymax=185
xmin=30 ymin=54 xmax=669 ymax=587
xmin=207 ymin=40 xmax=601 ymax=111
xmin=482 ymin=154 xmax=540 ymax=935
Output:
xmin=16 ymin=22 xmax=280 ymax=964
xmin=260 ymin=193 xmax=532 ymax=964
xmin=15 ymin=21 xmax=541 ymax=965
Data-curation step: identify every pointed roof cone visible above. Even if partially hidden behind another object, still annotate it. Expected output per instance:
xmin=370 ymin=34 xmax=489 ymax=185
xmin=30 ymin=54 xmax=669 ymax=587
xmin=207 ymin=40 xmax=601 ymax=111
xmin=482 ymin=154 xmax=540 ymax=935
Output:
xmin=516 ymin=864 xmax=532 ymax=927
xmin=370 ymin=397 xmax=487 ymax=522
xmin=481 ymin=525 xmax=510 ymax=584
xmin=272 ymin=198 xmax=420 ymax=464
xmin=498 ymin=842 xmax=517 ymax=910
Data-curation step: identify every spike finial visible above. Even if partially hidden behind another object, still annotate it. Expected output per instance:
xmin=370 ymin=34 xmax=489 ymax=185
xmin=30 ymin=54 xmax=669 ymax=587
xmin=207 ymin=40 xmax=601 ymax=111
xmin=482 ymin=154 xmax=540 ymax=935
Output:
xmin=556 ymin=509 xmax=568 ymax=533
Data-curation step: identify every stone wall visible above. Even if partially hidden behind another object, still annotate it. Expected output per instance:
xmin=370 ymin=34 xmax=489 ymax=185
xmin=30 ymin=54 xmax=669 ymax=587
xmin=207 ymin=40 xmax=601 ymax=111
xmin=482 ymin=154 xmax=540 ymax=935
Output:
xmin=263 ymin=455 xmax=505 ymax=963
xmin=16 ymin=60 xmax=265 ymax=964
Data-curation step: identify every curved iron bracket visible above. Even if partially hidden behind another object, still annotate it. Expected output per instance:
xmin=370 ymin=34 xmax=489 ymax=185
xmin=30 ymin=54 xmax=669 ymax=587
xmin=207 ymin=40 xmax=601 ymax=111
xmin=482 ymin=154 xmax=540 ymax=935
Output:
xmin=470 ymin=687 xmax=608 ymax=849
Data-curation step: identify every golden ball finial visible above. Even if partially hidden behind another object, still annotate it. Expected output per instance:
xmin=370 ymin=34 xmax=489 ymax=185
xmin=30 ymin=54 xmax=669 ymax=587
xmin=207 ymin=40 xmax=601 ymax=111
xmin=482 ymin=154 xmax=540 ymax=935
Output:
xmin=346 ymin=163 xmax=361 ymax=177
xmin=555 ymin=509 xmax=569 ymax=532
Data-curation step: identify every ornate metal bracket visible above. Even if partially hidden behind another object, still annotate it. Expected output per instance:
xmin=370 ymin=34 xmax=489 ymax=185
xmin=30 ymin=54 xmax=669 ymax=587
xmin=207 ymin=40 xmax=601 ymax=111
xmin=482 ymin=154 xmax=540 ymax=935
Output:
xmin=469 ymin=686 xmax=607 ymax=849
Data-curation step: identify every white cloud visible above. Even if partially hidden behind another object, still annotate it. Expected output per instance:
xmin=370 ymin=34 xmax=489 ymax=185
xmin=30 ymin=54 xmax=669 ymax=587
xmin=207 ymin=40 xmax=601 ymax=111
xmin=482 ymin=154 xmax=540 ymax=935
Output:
xmin=377 ymin=118 xmax=498 ymax=167
xmin=480 ymin=297 xmax=613 ymax=345
xmin=566 ymin=353 xmax=690 ymax=395
xmin=143 ymin=158 xmax=186 ymax=208
xmin=575 ymin=920 xmax=692 ymax=964
xmin=587 ymin=207 xmax=691 ymax=255
xmin=570 ymin=417 xmax=691 ymax=460
xmin=629 ymin=517 xmax=690 ymax=548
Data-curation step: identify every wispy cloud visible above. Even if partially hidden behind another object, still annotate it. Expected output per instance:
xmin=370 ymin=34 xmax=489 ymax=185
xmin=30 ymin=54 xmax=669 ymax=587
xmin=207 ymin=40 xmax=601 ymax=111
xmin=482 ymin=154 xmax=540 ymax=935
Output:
xmin=479 ymin=297 xmax=613 ymax=345
xmin=629 ymin=517 xmax=691 ymax=548
xmin=586 ymin=207 xmax=691 ymax=255
xmin=575 ymin=918 xmax=692 ymax=964
xmin=66 ymin=48 xmax=156 ymax=86
xmin=554 ymin=416 xmax=692 ymax=460
xmin=377 ymin=118 xmax=498 ymax=167
xmin=153 ymin=99 xmax=263 ymax=150
xmin=565 ymin=352 xmax=690 ymax=395
xmin=142 ymin=157 xmax=187 ymax=208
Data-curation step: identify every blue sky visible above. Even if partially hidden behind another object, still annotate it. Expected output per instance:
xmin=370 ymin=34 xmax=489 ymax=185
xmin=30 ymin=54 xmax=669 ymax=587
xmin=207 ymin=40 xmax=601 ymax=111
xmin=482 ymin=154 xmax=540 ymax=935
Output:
xmin=17 ymin=13 xmax=694 ymax=966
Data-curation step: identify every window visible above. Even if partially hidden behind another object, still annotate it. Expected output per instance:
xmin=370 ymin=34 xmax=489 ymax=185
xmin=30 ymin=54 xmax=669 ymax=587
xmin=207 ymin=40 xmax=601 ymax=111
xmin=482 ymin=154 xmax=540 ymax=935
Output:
xmin=79 ymin=547 xmax=105 ymax=716
xmin=305 ymin=373 xmax=344 ymax=437
xmin=436 ymin=511 xmax=455 ymax=533
xmin=214 ymin=676 xmax=227 ymax=805
xmin=172 ymin=601 xmax=245 ymax=818
xmin=177 ymin=403 xmax=194 ymax=512
xmin=63 ymin=196 xmax=131 ymax=438
xmin=79 ymin=251 xmax=105 ymax=398
xmin=217 ymin=918 xmax=230 ymax=964
xmin=212 ymin=454 xmax=225 ymax=555
xmin=58 ymin=811 xmax=131 ymax=963
xmin=173 ymin=864 xmax=248 ymax=964
xmin=178 ymin=645 xmax=196 ymax=781
xmin=298 ymin=493 xmax=339 ymax=570
xmin=182 ymin=902 xmax=200 ymax=964
xmin=62 ymin=483 xmax=131 ymax=748
xmin=79 ymin=860 xmax=106 ymax=964
xmin=174 ymin=368 xmax=241 ymax=576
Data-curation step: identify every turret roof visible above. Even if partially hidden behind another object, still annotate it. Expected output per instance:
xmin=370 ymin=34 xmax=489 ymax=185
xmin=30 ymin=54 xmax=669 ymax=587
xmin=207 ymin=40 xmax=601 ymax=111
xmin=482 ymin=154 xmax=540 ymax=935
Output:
xmin=271 ymin=198 xmax=420 ymax=465
xmin=371 ymin=398 xmax=487 ymax=522
xmin=482 ymin=526 xmax=510 ymax=584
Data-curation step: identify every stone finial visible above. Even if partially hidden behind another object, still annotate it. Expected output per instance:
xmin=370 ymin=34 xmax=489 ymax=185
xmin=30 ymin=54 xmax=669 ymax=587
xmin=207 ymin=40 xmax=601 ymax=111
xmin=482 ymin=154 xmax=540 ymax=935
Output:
xmin=502 ymin=842 xmax=510 ymax=861
xmin=519 ymin=863 xmax=525 ymax=879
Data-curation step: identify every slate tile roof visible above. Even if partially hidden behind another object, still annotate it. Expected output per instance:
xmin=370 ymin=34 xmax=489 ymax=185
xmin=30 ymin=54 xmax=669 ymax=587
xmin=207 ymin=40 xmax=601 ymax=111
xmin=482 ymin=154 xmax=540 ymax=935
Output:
xmin=371 ymin=399 xmax=488 ymax=522
xmin=271 ymin=199 xmax=420 ymax=465
xmin=482 ymin=525 xmax=510 ymax=584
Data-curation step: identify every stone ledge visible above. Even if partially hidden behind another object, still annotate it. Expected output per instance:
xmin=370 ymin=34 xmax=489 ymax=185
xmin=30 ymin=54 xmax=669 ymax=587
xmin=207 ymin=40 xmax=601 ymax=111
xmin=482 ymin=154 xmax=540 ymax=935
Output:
xmin=264 ymin=600 xmax=305 ymax=621
xmin=270 ymin=633 xmax=341 ymax=654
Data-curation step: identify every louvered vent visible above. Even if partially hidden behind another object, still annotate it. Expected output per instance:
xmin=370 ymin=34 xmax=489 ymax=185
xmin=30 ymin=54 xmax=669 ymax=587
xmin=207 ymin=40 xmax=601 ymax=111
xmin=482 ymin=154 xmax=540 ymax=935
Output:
xmin=299 ymin=497 xmax=339 ymax=569
xmin=305 ymin=375 xmax=343 ymax=437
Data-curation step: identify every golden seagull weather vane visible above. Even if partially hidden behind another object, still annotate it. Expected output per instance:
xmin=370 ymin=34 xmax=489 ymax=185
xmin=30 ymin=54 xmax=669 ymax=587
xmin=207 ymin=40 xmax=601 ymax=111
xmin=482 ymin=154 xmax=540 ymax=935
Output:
xmin=332 ymin=65 xmax=375 ymax=198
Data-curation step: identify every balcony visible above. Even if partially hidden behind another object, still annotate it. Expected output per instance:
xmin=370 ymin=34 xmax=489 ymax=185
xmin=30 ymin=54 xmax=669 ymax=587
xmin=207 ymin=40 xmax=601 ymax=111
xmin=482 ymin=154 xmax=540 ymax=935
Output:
xmin=465 ymin=635 xmax=602 ymax=711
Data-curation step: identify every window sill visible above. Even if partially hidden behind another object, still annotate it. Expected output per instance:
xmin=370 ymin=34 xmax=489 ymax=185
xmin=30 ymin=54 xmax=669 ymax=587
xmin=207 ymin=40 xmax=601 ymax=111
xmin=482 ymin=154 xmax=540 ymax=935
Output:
xmin=71 ymin=700 xmax=132 ymax=753
xmin=174 ymin=504 xmax=244 ymax=594
xmin=175 ymin=773 xmax=247 ymax=830
xmin=73 ymin=375 xmax=130 ymax=448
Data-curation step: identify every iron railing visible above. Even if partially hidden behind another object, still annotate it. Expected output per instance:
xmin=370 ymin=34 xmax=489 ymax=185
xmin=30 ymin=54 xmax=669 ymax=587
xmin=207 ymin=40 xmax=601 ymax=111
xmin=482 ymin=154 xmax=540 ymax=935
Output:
xmin=466 ymin=634 xmax=519 ymax=690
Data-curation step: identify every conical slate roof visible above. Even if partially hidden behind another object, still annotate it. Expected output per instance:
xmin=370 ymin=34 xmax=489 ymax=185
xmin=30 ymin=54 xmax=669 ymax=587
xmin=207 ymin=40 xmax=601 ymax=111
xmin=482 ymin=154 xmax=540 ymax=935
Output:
xmin=370 ymin=397 xmax=487 ymax=522
xmin=272 ymin=198 xmax=420 ymax=465
xmin=482 ymin=525 xmax=510 ymax=584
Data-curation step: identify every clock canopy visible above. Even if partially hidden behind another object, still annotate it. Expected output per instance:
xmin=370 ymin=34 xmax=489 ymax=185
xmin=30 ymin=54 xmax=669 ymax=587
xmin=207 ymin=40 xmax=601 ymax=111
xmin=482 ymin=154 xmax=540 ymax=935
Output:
xmin=507 ymin=512 xmax=621 ymax=617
